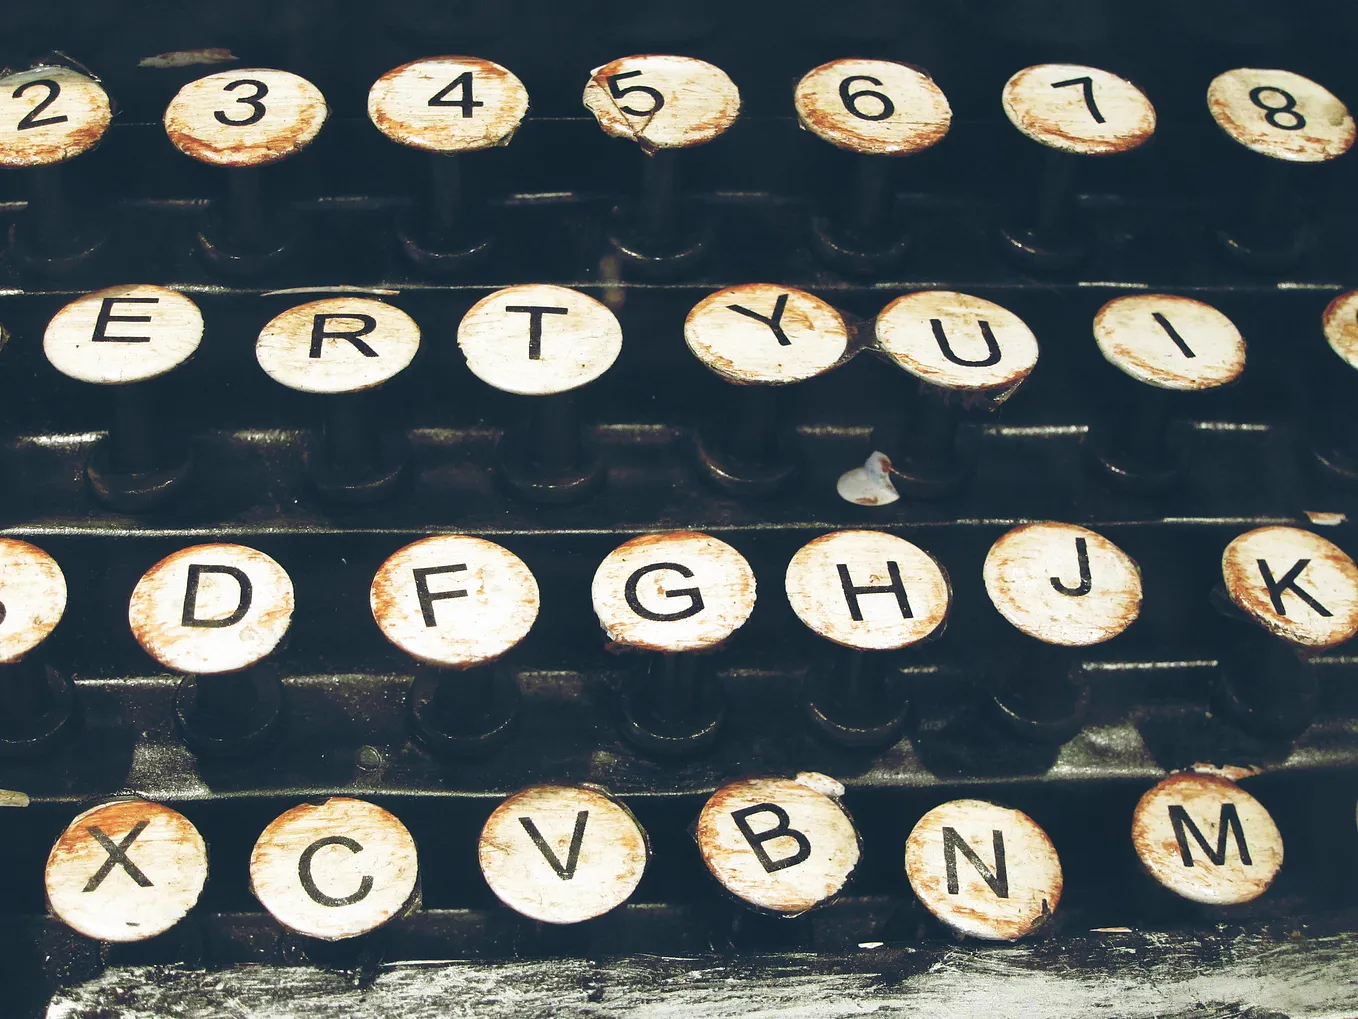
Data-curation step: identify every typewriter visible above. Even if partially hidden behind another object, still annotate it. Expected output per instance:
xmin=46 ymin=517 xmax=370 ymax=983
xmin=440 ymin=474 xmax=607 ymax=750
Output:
xmin=2 ymin=1 xmax=1357 ymax=1016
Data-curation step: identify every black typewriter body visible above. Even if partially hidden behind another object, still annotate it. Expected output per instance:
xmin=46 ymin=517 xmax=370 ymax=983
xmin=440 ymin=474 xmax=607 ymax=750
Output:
xmin=2 ymin=2 xmax=1358 ymax=1016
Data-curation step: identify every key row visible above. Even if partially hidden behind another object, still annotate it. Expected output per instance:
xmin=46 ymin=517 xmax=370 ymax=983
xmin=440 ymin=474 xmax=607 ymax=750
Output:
xmin=2 ymin=523 xmax=1353 ymax=755
xmin=1 ymin=58 xmax=1349 ymax=274
xmin=43 ymin=770 xmax=1286 ymax=945
xmin=24 ymin=283 xmax=1358 ymax=510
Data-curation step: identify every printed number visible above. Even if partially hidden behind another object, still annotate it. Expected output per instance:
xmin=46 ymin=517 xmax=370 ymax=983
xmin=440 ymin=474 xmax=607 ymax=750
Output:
xmin=839 ymin=75 xmax=894 ymax=122
xmin=1249 ymin=86 xmax=1305 ymax=131
xmin=606 ymin=70 xmax=664 ymax=117
xmin=214 ymin=79 xmax=269 ymax=127
xmin=429 ymin=71 xmax=484 ymax=118
xmin=13 ymin=79 xmax=68 ymax=131
xmin=1050 ymin=76 xmax=1105 ymax=124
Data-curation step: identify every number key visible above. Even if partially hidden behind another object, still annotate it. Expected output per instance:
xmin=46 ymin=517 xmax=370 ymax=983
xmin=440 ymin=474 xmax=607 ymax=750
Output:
xmin=0 ymin=66 xmax=111 ymax=168
xmin=368 ymin=56 xmax=530 ymax=153
xmin=1208 ymin=68 xmax=1354 ymax=162
xmin=583 ymin=54 xmax=739 ymax=151
xmin=1002 ymin=64 xmax=1156 ymax=155
xmin=794 ymin=58 xmax=951 ymax=156
xmin=164 ymin=69 xmax=328 ymax=167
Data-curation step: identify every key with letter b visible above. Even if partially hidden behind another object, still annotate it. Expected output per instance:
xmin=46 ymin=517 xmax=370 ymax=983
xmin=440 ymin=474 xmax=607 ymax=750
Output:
xmin=696 ymin=774 xmax=860 ymax=916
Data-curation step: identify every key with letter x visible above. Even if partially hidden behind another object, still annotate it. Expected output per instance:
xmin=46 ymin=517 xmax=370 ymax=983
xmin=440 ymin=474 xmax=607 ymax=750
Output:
xmin=46 ymin=799 xmax=208 ymax=942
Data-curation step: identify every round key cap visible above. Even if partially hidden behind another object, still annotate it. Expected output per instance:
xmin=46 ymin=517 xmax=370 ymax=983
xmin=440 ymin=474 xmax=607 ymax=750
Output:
xmin=250 ymin=797 xmax=419 ymax=941
xmin=905 ymin=798 xmax=1062 ymax=941
xmin=0 ymin=539 xmax=66 ymax=664
xmin=592 ymin=531 xmax=756 ymax=654
xmin=0 ymin=66 xmax=112 ymax=168
xmin=1322 ymin=289 xmax=1358 ymax=372
xmin=44 ymin=284 xmax=203 ymax=386
xmin=46 ymin=799 xmax=208 ymax=942
xmin=479 ymin=784 xmax=649 ymax=924
xmin=1222 ymin=526 xmax=1358 ymax=649
xmin=368 ymin=56 xmax=530 ymax=154
xmin=786 ymin=530 xmax=949 ymax=651
xmin=371 ymin=535 xmax=539 ymax=669
xmin=984 ymin=522 xmax=1141 ymax=647
xmin=1132 ymin=772 xmax=1283 ymax=905
xmin=129 ymin=543 xmax=294 ymax=675
xmin=582 ymin=54 xmax=740 ymax=152
xmin=696 ymin=774 xmax=860 ymax=915
xmin=875 ymin=290 xmax=1039 ymax=405
xmin=794 ymin=59 xmax=951 ymax=157
xmin=164 ymin=69 xmax=328 ymax=167
xmin=1002 ymin=64 xmax=1156 ymax=156
xmin=1094 ymin=294 xmax=1245 ymax=392
xmin=685 ymin=284 xmax=849 ymax=386
xmin=256 ymin=298 xmax=420 ymax=395
xmin=459 ymin=284 xmax=622 ymax=397
xmin=1207 ymin=68 xmax=1354 ymax=163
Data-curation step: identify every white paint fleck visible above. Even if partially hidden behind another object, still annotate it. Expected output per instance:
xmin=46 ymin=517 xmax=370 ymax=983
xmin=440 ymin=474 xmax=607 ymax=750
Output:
xmin=837 ymin=451 xmax=899 ymax=506
xmin=138 ymin=49 xmax=238 ymax=69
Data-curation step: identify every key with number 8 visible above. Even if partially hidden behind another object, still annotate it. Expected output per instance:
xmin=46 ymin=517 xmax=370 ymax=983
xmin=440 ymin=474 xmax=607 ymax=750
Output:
xmin=1206 ymin=68 xmax=1354 ymax=267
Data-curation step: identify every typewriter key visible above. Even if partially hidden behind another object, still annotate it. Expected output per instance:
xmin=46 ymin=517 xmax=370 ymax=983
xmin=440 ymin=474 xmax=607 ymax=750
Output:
xmin=0 ymin=539 xmax=72 ymax=756
xmin=1207 ymin=68 xmax=1354 ymax=267
xmin=983 ymin=523 xmax=1142 ymax=740
xmin=684 ymin=283 xmax=850 ymax=495
xmin=250 ymin=797 xmax=419 ymax=941
xmin=592 ymin=531 xmax=756 ymax=754
xmin=1216 ymin=526 xmax=1358 ymax=737
xmin=46 ymin=798 xmax=208 ymax=943
xmin=164 ymin=69 xmax=328 ymax=273
xmin=696 ymin=775 xmax=860 ymax=916
xmin=478 ymin=784 xmax=649 ymax=924
xmin=1090 ymin=295 xmax=1246 ymax=492
xmin=786 ymin=530 xmax=950 ymax=747
xmin=43 ymin=285 xmax=203 ymax=511
xmin=371 ymin=535 xmax=539 ymax=754
xmin=583 ymin=54 xmax=740 ymax=276
xmin=0 ymin=65 xmax=112 ymax=271
xmin=905 ymin=798 xmax=1061 ymax=941
xmin=368 ymin=56 xmax=530 ymax=271
xmin=130 ymin=543 xmax=294 ymax=754
xmin=999 ymin=64 xmax=1156 ymax=269
xmin=1132 ymin=773 xmax=1283 ymax=905
xmin=1314 ymin=289 xmax=1358 ymax=480
xmin=794 ymin=59 xmax=952 ymax=274
xmin=256 ymin=297 xmax=420 ymax=503
xmin=458 ymin=284 xmax=622 ymax=503
xmin=873 ymin=290 xmax=1039 ymax=496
